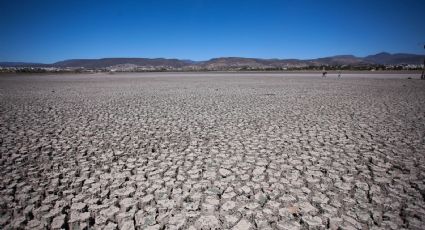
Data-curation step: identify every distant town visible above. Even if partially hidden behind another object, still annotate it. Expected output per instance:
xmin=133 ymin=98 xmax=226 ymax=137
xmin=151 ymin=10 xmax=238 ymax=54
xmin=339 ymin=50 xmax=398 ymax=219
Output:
xmin=1 ymin=64 xmax=423 ymax=74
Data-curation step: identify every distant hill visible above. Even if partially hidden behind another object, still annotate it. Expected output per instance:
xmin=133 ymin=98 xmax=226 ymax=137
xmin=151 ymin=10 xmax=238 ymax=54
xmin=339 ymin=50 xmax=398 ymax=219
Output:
xmin=364 ymin=52 xmax=425 ymax=65
xmin=0 ymin=62 xmax=50 ymax=67
xmin=199 ymin=57 xmax=308 ymax=69
xmin=1 ymin=53 xmax=424 ymax=69
xmin=198 ymin=53 xmax=424 ymax=69
xmin=308 ymin=55 xmax=371 ymax=66
xmin=53 ymin=58 xmax=193 ymax=68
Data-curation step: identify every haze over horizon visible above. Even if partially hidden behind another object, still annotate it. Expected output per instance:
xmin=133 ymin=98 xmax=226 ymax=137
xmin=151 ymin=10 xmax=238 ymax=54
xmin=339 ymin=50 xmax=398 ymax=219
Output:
xmin=1 ymin=0 xmax=424 ymax=63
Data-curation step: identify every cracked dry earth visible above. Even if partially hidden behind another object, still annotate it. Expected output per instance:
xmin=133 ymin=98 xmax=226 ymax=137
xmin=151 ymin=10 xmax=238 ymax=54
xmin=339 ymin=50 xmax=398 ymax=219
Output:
xmin=1 ymin=73 xmax=425 ymax=230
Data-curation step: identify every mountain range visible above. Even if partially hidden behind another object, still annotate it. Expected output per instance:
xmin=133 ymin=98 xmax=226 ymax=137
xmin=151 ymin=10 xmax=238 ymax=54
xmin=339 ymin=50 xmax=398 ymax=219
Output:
xmin=1 ymin=52 xmax=424 ymax=69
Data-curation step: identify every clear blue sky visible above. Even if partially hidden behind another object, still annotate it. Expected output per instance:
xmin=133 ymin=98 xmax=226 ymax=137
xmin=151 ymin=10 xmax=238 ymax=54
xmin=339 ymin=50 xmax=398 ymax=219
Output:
xmin=1 ymin=0 xmax=424 ymax=63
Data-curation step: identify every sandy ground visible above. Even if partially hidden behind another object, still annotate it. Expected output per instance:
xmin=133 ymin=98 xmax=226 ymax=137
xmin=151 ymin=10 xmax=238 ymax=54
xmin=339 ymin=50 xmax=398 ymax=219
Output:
xmin=0 ymin=72 xmax=424 ymax=229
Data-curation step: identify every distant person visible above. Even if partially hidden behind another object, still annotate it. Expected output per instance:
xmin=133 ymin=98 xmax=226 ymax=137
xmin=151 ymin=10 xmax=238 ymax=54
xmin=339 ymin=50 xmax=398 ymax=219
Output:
xmin=322 ymin=71 xmax=327 ymax=78
xmin=338 ymin=71 xmax=342 ymax=78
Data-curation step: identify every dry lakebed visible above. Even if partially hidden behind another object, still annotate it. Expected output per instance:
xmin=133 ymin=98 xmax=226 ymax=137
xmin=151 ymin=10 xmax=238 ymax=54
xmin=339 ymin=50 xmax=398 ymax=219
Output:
xmin=1 ymin=72 xmax=424 ymax=229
